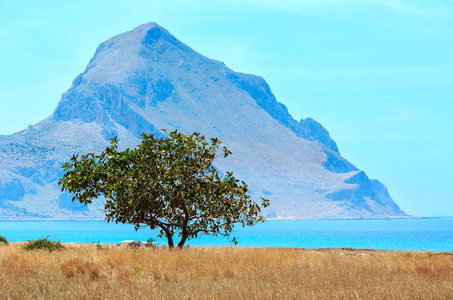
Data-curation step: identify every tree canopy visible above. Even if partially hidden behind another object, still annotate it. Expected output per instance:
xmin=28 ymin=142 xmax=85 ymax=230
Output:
xmin=59 ymin=130 xmax=269 ymax=248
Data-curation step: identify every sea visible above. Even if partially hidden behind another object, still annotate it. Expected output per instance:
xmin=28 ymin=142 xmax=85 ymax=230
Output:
xmin=0 ymin=218 xmax=452 ymax=251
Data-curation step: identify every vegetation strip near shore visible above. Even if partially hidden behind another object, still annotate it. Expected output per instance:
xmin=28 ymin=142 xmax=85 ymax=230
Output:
xmin=1 ymin=243 xmax=452 ymax=299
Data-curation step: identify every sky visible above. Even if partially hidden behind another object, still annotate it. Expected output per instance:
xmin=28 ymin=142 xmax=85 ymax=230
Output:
xmin=0 ymin=0 xmax=452 ymax=216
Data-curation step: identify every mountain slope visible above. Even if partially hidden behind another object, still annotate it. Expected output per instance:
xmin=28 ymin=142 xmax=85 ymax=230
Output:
xmin=0 ymin=23 xmax=407 ymax=220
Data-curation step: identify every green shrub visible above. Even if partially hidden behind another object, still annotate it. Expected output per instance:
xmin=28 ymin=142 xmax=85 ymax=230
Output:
xmin=0 ymin=236 xmax=8 ymax=245
xmin=95 ymin=240 xmax=109 ymax=250
xmin=146 ymin=237 xmax=157 ymax=248
xmin=24 ymin=236 xmax=64 ymax=252
xmin=404 ymin=252 xmax=413 ymax=259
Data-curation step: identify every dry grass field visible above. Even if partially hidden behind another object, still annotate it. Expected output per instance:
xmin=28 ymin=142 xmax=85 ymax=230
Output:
xmin=0 ymin=243 xmax=452 ymax=299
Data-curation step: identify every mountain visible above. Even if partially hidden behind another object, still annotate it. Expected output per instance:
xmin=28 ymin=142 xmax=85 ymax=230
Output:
xmin=0 ymin=23 xmax=407 ymax=220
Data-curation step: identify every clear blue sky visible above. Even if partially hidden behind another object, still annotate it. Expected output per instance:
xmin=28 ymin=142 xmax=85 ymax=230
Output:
xmin=1 ymin=0 xmax=452 ymax=216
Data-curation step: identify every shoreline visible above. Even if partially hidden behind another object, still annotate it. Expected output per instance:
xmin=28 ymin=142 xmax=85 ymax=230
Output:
xmin=6 ymin=242 xmax=453 ymax=254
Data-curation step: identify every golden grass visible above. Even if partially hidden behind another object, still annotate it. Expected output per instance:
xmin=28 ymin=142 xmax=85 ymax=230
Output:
xmin=0 ymin=243 xmax=452 ymax=299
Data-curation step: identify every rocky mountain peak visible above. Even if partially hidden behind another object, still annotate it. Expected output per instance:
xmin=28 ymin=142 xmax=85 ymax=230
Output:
xmin=0 ymin=23 xmax=407 ymax=220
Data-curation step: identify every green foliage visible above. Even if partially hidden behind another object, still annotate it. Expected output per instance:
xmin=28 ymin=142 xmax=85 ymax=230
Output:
xmin=145 ymin=237 xmax=157 ymax=248
xmin=0 ymin=236 xmax=8 ymax=245
xmin=95 ymin=240 xmax=107 ymax=250
xmin=59 ymin=130 xmax=270 ymax=248
xmin=404 ymin=252 xmax=413 ymax=259
xmin=128 ymin=241 xmax=142 ymax=250
xmin=24 ymin=236 xmax=64 ymax=252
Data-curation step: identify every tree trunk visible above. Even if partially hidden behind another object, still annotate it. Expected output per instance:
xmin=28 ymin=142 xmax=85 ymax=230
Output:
xmin=159 ymin=225 xmax=174 ymax=249
xmin=177 ymin=231 xmax=188 ymax=249
xmin=167 ymin=234 xmax=174 ymax=249
xmin=176 ymin=189 xmax=189 ymax=249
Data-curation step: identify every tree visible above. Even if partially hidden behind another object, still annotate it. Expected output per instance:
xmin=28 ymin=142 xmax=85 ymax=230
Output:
xmin=59 ymin=130 xmax=269 ymax=249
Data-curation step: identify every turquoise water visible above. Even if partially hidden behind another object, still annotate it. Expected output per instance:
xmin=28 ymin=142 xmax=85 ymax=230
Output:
xmin=0 ymin=218 xmax=452 ymax=251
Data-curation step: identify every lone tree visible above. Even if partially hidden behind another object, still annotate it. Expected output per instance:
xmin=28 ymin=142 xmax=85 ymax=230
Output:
xmin=59 ymin=130 xmax=269 ymax=248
